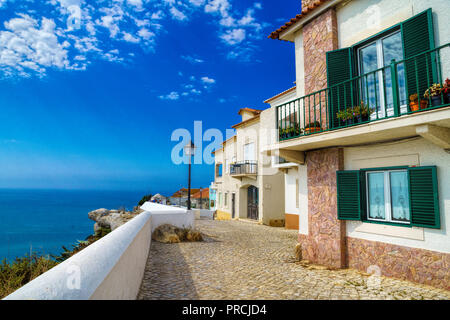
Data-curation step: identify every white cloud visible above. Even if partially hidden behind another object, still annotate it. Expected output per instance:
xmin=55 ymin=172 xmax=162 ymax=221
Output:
xmin=220 ymin=28 xmax=245 ymax=45
xmin=159 ymin=91 xmax=180 ymax=100
xmin=169 ymin=6 xmax=187 ymax=21
xmin=181 ymin=55 xmax=204 ymax=64
xmin=0 ymin=14 xmax=70 ymax=77
xmin=127 ymin=0 xmax=143 ymax=9
xmin=0 ymin=0 xmax=268 ymax=78
xmin=123 ymin=31 xmax=140 ymax=43
xmin=205 ymin=0 xmax=231 ymax=16
xmin=188 ymin=0 xmax=205 ymax=6
xmin=201 ymin=76 xmax=215 ymax=84
xmin=138 ymin=28 xmax=154 ymax=40
xmin=97 ymin=15 xmax=120 ymax=38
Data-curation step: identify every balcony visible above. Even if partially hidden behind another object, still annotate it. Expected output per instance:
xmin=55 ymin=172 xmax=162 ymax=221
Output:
xmin=230 ymin=161 xmax=258 ymax=178
xmin=277 ymin=43 xmax=450 ymax=143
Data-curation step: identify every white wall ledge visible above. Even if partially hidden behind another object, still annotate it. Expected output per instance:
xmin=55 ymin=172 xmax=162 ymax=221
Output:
xmin=4 ymin=203 xmax=195 ymax=300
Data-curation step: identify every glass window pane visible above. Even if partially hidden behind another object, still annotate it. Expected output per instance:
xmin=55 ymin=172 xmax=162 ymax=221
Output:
xmin=360 ymin=42 xmax=382 ymax=114
xmin=368 ymin=172 xmax=386 ymax=220
xmin=390 ymin=171 xmax=410 ymax=222
xmin=382 ymin=32 xmax=403 ymax=65
xmin=382 ymin=32 xmax=406 ymax=110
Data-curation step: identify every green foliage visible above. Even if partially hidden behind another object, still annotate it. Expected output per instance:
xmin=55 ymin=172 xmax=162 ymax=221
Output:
xmin=279 ymin=124 xmax=302 ymax=137
xmin=0 ymin=225 xmax=113 ymax=298
xmin=336 ymin=101 xmax=374 ymax=121
xmin=0 ymin=254 xmax=58 ymax=299
xmin=424 ymin=83 xmax=442 ymax=98
xmin=138 ymin=194 xmax=153 ymax=206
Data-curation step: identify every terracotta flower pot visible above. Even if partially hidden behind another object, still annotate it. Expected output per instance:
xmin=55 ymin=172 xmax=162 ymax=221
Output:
xmin=305 ymin=126 xmax=321 ymax=134
xmin=410 ymin=100 xmax=428 ymax=111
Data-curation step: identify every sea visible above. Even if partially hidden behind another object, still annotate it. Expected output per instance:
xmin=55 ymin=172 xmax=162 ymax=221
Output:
xmin=0 ymin=189 xmax=145 ymax=262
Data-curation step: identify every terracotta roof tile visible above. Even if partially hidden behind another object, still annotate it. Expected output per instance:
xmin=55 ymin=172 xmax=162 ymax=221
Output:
xmin=268 ymin=0 xmax=330 ymax=40
xmin=238 ymin=107 xmax=262 ymax=116
xmin=231 ymin=114 xmax=260 ymax=129
xmin=192 ymin=188 xmax=209 ymax=199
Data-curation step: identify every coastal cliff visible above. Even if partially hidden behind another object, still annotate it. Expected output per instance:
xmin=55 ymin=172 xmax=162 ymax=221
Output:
xmin=88 ymin=207 xmax=144 ymax=233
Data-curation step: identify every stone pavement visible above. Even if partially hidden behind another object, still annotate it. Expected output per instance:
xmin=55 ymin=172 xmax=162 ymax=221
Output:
xmin=137 ymin=220 xmax=450 ymax=300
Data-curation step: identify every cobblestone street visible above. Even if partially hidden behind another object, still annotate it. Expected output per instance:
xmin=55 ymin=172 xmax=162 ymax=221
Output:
xmin=137 ymin=220 xmax=450 ymax=300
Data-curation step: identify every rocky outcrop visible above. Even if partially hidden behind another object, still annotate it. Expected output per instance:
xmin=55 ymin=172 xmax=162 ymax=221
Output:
xmin=152 ymin=224 xmax=203 ymax=244
xmin=88 ymin=208 xmax=144 ymax=232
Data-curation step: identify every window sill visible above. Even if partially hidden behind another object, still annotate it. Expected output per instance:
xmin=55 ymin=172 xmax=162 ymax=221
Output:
xmin=352 ymin=221 xmax=424 ymax=241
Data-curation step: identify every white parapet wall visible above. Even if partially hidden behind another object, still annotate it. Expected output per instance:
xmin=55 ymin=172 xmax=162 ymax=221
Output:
xmin=141 ymin=202 xmax=195 ymax=232
xmin=4 ymin=203 xmax=195 ymax=300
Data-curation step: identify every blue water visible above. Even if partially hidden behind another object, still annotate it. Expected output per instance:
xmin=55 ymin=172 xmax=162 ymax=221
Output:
xmin=0 ymin=189 xmax=145 ymax=262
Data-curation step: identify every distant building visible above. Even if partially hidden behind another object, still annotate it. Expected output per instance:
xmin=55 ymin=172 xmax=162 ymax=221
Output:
xmin=151 ymin=193 xmax=167 ymax=205
xmin=209 ymin=183 xmax=217 ymax=211
xmin=192 ymin=188 xmax=209 ymax=209
xmin=169 ymin=188 xmax=200 ymax=207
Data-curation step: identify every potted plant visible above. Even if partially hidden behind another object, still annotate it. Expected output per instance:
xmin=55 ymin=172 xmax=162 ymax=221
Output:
xmin=287 ymin=126 xmax=296 ymax=138
xmin=409 ymin=93 xmax=428 ymax=111
xmin=293 ymin=123 xmax=302 ymax=136
xmin=356 ymin=101 xmax=372 ymax=123
xmin=336 ymin=108 xmax=349 ymax=126
xmin=443 ymin=78 xmax=450 ymax=104
xmin=304 ymin=121 xmax=321 ymax=134
xmin=424 ymin=83 xmax=443 ymax=107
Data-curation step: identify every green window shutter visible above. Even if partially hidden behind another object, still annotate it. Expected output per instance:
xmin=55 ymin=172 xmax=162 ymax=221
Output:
xmin=337 ymin=170 xmax=362 ymax=220
xmin=408 ymin=166 xmax=440 ymax=229
xmin=401 ymin=9 xmax=436 ymax=100
xmin=327 ymin=48 xmax=354 ymax=129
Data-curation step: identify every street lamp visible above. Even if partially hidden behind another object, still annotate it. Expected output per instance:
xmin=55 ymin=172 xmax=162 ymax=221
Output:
xmin=184 ymin=141 xmax=196 ymax=210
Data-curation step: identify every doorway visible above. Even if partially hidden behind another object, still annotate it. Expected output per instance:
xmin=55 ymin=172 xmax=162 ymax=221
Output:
xmin=247 ymin=186 xmax=259 ymax=220
xmin=231 ymin=193 xmax=236 ymax=219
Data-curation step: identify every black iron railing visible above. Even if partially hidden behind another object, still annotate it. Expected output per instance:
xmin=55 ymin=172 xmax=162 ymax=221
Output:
xmin=230 ymin=161 xmax=258 ymax=176
xmin=277 ymin=43 xmax=450 ymax=141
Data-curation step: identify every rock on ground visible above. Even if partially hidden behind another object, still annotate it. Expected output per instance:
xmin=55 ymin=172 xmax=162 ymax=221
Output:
xmin=152 ymin=224 xmax=203 ymax=244
xmin=88 ymin=208 xmax=143 ymax=232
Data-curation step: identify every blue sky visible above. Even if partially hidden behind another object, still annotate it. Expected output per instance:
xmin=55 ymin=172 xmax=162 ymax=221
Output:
xmin=0 ymin=0 xmax=299 ymax=196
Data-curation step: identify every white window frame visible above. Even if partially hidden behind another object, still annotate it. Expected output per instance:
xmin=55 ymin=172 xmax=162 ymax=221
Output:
xmin=244 ymin=142 xmax=255 ymax=162
xmin=365 ymin=169 xmax=410 ymax=225
xmin=357 ymin=30 xmax=407 ymax=119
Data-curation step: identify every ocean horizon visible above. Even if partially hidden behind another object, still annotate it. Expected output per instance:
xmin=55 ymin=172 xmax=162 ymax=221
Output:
xmin=0 ymin=188 xmax=146 ymax=262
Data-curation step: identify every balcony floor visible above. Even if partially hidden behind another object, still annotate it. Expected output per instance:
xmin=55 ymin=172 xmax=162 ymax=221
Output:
xmin=270 ymin=106 xmax=450 ymax=152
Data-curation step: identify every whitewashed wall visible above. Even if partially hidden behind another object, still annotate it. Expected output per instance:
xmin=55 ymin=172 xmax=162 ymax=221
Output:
xmin=284 ymin=166 xmax=309 ymax=235
xmin=337 ymin=0 xmax=450 ymax=81
xmin=344 ymin=138 xmax=450 ymax=254
xmin=4 ymin=204 xmax=195 ymax=300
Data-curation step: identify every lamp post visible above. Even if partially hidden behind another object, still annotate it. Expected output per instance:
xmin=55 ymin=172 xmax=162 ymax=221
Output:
xmin=184 ymin=141 xmax=196 ymax=210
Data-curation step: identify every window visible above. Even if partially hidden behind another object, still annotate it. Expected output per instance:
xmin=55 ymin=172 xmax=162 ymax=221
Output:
xmin=326 ymin=9 xmax=436 ymax=129
xmin=224 ymin=193 xmax=228 ymax=207
xmin=337 ymin=166 xmax=440 ymax=229
xmin=366 ymin=170 xmax=410 ymax=224
xmin=218 ymin=192 xmax=222 ymax=206
xmin=225 ymin=159 xmax=229 ymax=174
xmin=216 ymin=164 xmax=223 ymax=177
xmin=357 ymin=30 xmax=407 ymax=117
xmin=244 ymin=143 xmax=255 ymax=162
